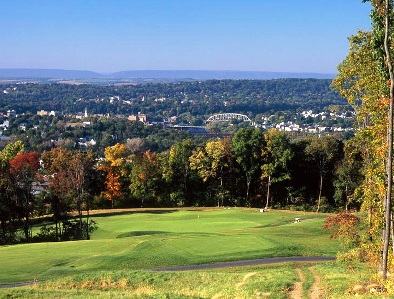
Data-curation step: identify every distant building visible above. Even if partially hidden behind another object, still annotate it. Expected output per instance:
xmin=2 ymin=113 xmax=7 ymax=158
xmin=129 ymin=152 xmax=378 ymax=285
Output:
xmin=37 ymin=110 xmax=48 ymax=116
xmin=37 ymin=110 xmax=58 ymax=117
xmin=128 ymin=112 xmax=147 ymax=123
xmin=19 ymin=123 xmax=27 ymax=131
xmin=7 ymin=110 xmax=16 ymax=117
xmin=0 ymin=120 xmax=9 ymax=128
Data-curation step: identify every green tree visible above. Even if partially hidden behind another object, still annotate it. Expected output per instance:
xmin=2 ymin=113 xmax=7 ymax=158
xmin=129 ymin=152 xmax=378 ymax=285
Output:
xmin=190 ymin=138 xmax=232 ymax=207
xmin=41 ymin=148 xmax=97 ymax=240
xmin=304 ymin=136 xmax=343 ymax=212
xmin=41 ymin=147 xmax=74 ymax=240
xmin=162 ymin=140 xmax=197 ymax=206
xmin=333 ymin=140 xmax=364 ymax=211
xmin=67 ymin=151 xmax=96 ymax=239
xmin=261 ymin=129 xmax=293 ymax=209
xmin=232 ymin=127 xmax=264 ymax=205
xmin=130 ymin=150 xmax=163 ymax=207
xmin=0 ymin=141 xmax=25 ymax=243
xmin=0 ymin=141 xmax=25 ymax=163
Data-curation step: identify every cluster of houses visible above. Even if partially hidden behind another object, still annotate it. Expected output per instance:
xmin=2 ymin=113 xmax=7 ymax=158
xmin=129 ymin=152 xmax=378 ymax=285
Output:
xmin=260 ymin=109 xmax=354 ymax=135
xmin=262 ymin=121 xmax=353 ymax=134
xmin=0 ymin=104 xmax=355 ymax=147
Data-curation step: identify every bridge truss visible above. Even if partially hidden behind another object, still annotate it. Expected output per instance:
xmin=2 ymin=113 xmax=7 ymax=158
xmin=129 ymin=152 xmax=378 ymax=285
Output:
xmin=206 ymin=113 xmax=251 ymax=123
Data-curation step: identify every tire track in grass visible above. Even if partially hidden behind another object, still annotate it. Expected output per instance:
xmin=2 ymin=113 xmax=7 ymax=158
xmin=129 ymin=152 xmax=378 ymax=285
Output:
xmin=290 ymin=268 xmax=305 ymax=299
xmin=310 ymin=267 xmax=323 ymax=299
xmin=289 ymin=266 xmax=323 ymax=299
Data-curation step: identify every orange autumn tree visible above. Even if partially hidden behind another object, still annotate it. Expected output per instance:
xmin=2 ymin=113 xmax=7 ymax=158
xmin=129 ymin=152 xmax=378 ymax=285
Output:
xmin=99 ymin=143 xmax=129 ymax=208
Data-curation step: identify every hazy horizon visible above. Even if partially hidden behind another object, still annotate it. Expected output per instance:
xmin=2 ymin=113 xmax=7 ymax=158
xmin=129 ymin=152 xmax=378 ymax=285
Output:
xmin=0 ymin=1 xmax=371 ymax=74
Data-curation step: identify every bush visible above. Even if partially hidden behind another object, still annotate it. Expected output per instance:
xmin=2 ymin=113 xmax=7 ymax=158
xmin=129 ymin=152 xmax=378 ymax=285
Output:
xmin=32 ymin=225 xmax=58 ymax=242
xmin=31 ymin=220 xmax=98 ymax=242
xmin=323 ymin=212 xmax=361 ymax=251
xmin=62 ymin=220 xmax=98 ymax=241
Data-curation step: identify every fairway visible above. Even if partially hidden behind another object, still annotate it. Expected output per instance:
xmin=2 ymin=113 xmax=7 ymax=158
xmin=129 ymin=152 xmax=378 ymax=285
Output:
xmin=0 ymin=208 xmax=338 ymax=285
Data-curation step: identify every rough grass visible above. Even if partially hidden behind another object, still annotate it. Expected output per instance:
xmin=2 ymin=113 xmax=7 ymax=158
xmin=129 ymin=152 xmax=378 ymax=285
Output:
xmin=0 ymin=208 xmax=338 ymax=287
xmin=1 ymin=262 xmax=390 ymax=298
xmin=315 ymin=262 xmax=392 ymax=298
xmin=0 ymin=264 xmax=298 ymax=298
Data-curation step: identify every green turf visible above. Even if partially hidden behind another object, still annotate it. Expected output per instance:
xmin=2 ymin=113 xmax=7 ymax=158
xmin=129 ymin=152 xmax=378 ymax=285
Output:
xmin=0 ymin=208 xmax=338 ymax=285
xmin=0 ymin=264 xmax=299 ymax=298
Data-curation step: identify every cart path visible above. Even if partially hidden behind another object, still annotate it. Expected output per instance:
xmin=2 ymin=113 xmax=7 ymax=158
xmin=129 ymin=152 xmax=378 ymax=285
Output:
xmin=151 ymin=256 xmax=335 ymax=271
xmin=0 ymin=256 xmax=335 ymax=289
xmin=0 ymin=282 xmax=38 ymax=289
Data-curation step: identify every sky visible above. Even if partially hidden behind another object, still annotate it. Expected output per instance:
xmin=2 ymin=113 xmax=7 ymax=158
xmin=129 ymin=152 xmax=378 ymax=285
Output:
xmin=0 ymin=0 xmax=372 ymax=74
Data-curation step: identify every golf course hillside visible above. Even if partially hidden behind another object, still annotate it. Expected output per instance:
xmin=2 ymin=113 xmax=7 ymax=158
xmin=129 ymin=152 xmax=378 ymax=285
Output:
xmin=0 ymin=208 xmax=342 ymax=298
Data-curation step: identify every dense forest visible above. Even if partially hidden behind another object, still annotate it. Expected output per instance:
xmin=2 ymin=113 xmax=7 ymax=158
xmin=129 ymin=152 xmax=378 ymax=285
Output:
xmin=0 ymin=79 xmax=346 ymax=123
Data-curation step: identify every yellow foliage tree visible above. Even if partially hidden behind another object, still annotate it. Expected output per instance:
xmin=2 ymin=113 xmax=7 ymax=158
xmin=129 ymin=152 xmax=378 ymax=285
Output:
xmin=99 ymin=143 xmax=129 ymax=208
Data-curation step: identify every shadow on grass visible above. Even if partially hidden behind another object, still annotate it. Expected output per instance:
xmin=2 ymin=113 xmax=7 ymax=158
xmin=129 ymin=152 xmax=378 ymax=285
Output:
xmin=89 ymin=209 xmax=178 ymax=218
xmin=117 ymin=231 xmax=170 ymax=238
xmin=116 ymin=231 xmax=222 ymax=238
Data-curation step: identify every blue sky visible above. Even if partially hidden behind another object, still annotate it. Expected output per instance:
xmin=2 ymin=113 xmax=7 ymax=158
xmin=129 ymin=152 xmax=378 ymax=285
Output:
xmin=0 ymin=0 xmax=371 ymax=74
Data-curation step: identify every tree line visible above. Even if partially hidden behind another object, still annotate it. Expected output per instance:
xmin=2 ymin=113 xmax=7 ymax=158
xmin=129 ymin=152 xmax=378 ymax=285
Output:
xmin=0 ymin=129 xmax=362 ymax=245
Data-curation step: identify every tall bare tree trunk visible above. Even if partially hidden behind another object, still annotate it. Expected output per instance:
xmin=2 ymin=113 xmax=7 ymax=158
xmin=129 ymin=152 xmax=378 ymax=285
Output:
xmin=317 ymin=173 xmax=323 ymax=212
xmin=383 ymin=0 xmax=394 ymax=281
xmin=265 ymin=175 xmax=271 ymax=209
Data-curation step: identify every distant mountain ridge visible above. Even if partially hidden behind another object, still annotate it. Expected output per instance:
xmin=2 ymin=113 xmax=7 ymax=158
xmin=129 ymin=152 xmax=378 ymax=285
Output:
xmin=109 ymin=70 xmax=335 ymax=80
xmin=0 ymin=68 xmax=104 ymax=79
xmin=0 ymin=68 xmax=335 ymax=80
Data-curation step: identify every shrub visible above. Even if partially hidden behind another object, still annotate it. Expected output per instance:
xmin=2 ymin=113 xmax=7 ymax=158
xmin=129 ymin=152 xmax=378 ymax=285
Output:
xmin=323 ymin=212 xmax=361 ymax=251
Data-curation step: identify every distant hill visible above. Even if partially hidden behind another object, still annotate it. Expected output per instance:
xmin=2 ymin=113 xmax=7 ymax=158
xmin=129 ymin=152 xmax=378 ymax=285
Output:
xmin=109 ymin=70 xmax=335 ymax=80
xmin=0 ymin=69 xmax=104 ymax=79
xmin=0 ymin=68 xmax=335 ymax=81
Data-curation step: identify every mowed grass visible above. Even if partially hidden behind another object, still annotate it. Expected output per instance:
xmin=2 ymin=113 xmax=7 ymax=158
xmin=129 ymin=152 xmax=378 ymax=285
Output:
xmin=0 ymin=208 xmax=338 ymax=285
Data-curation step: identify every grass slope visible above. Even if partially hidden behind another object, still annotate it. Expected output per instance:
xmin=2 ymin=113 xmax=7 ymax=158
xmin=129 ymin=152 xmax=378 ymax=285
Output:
xmin=0 ymin=208 xmax=338 ymax=286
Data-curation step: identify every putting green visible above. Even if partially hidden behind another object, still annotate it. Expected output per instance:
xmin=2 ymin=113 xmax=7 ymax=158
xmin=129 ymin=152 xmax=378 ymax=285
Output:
xmin=0 ymin=208 xmax=338 ymax=284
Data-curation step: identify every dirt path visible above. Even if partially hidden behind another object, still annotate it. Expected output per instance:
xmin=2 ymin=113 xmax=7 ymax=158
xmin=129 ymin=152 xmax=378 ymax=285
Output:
xmin=310 ymin=267 xmax=323 ymax=299
xmin=289 ymin=266 xmax=324 ymax=299
xmin=290 ymin=268 xmax=305 ymax=299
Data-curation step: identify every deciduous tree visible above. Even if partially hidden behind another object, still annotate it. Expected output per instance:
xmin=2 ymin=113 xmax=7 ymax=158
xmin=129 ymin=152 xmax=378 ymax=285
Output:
xmin=162 ymin=140 xmax=197 ymax=206
xmin=304 ymin=136 xmax=343 ymax=212
xmin=190 ymin=138 xmax=232 ymax=206
xmin=9 ymin=152 xmax=40 ymax=241
xmin=261 ymin=129 xmax=293 ymax=209
xmin=130 ymin=150 xmax=163 ymax=207
xmin=99 ymin=143 xmax=129 ymax=208
xmin=232 ymin=128 xmax=264 ymax=205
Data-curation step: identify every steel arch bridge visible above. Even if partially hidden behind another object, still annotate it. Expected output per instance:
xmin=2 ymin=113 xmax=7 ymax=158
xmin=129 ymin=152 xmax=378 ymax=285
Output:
xmin=206 ymin=113 xmax=251 ymax=123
